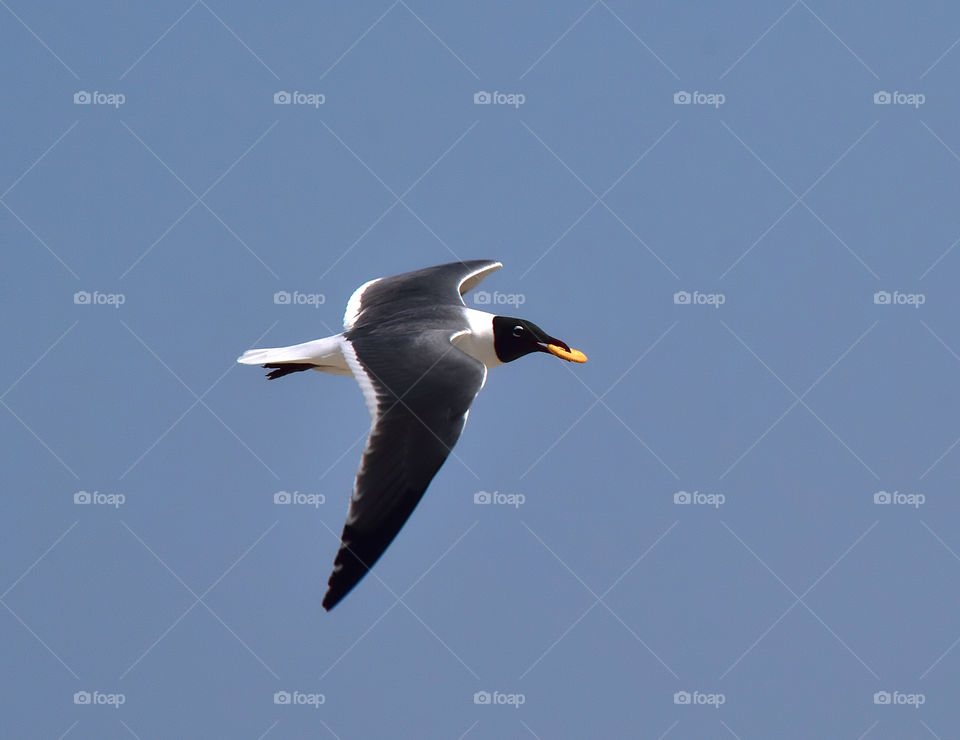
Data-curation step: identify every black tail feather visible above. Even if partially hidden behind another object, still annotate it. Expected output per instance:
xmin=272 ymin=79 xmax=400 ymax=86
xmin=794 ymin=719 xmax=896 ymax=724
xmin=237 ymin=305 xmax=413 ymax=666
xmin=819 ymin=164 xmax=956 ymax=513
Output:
xmin=263 ymin=363 xmax=316 ymax=380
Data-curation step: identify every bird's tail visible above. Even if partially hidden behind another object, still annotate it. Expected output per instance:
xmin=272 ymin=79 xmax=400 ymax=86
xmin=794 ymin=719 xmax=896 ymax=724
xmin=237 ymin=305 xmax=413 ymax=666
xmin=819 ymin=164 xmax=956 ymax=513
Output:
xmin=237 ymin=335 xmax=352 ymax=379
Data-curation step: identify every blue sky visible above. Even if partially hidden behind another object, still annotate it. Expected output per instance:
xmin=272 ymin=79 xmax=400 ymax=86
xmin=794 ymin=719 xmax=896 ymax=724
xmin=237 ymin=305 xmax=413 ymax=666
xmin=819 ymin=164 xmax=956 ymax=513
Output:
xmin=4 ymin=2 xmax=960 ymax=738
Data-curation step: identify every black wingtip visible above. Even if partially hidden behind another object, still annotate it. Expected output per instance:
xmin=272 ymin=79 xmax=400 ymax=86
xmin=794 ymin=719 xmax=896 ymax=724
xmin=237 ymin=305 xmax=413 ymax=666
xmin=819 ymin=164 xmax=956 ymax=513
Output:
xmin=321 ymin=551 xmax=366 ymax=612
xmin=322 ymin=527 xmax=382 ymax=612
xmin=263 ymin=363 xmax=315 ymax=380
xmin=321 ymin=576 xmax=353 ymax=612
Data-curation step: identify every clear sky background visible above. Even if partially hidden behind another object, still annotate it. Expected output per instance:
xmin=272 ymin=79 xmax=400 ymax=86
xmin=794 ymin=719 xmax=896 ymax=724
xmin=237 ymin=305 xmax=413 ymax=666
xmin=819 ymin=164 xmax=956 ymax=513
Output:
xmin=3 ymin=2 xmax=960 ymax=738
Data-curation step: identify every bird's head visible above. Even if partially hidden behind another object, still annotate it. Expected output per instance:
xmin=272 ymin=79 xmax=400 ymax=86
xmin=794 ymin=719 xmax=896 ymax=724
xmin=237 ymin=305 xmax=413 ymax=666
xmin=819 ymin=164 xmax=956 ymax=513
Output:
xmin=492 ymin=316 xmax=587 ymax=364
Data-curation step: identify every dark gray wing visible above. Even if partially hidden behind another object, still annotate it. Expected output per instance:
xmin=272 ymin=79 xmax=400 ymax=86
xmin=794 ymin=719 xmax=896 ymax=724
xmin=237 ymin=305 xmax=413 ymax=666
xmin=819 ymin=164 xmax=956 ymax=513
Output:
xmin=323 ymin=329 xmax=486 ymax=610
xmin=344 ymin=260 xmax=501 ymax=331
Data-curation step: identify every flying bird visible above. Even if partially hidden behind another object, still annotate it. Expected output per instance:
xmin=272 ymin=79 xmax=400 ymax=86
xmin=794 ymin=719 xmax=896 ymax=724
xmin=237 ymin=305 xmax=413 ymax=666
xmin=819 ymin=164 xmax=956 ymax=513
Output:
xmin=238 ymin=260 xmax=587 ymax=610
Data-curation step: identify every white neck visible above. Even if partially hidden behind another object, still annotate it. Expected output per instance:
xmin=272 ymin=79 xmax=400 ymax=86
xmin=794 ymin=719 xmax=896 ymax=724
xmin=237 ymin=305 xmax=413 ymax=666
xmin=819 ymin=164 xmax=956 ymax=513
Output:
xmin=453 ymin=309 xmax=504 ymax=369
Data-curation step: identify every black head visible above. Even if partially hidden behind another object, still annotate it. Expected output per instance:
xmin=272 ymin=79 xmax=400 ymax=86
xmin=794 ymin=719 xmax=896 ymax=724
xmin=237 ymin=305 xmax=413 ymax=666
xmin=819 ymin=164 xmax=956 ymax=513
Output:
xmin=492 ymin=316 xmax=587 ymax=364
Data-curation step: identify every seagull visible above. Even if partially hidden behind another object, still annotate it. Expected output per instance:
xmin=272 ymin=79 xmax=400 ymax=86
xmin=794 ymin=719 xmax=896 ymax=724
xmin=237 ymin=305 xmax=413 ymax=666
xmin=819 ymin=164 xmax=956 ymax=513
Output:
xmin=238 ymin=260 xmax=586 ymax=610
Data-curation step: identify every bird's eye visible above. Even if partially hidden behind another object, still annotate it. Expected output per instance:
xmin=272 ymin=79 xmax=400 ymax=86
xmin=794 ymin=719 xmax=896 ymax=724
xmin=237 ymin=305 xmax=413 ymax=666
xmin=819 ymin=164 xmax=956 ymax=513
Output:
xmin=512 ymin=325 xmax=524 ymax=337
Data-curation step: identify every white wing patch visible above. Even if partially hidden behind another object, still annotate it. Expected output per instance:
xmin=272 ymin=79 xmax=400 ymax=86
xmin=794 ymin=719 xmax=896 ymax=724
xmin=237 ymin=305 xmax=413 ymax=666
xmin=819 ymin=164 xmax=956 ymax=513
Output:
xmin=339 ymin=337 xmax=380 ymax=520
xmin=457 ymin=262 xmax=502 ymax=302
xmin=339 ymin=337 xmax=380 ymax=425
xmin=343 ymin=277 xmax=381 ymax=330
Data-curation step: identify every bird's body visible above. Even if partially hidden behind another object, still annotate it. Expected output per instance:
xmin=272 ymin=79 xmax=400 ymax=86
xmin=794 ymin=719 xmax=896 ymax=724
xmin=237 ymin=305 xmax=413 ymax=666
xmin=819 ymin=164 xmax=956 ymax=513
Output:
xmin=238 ymin=260 xmax=586 ymax=610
